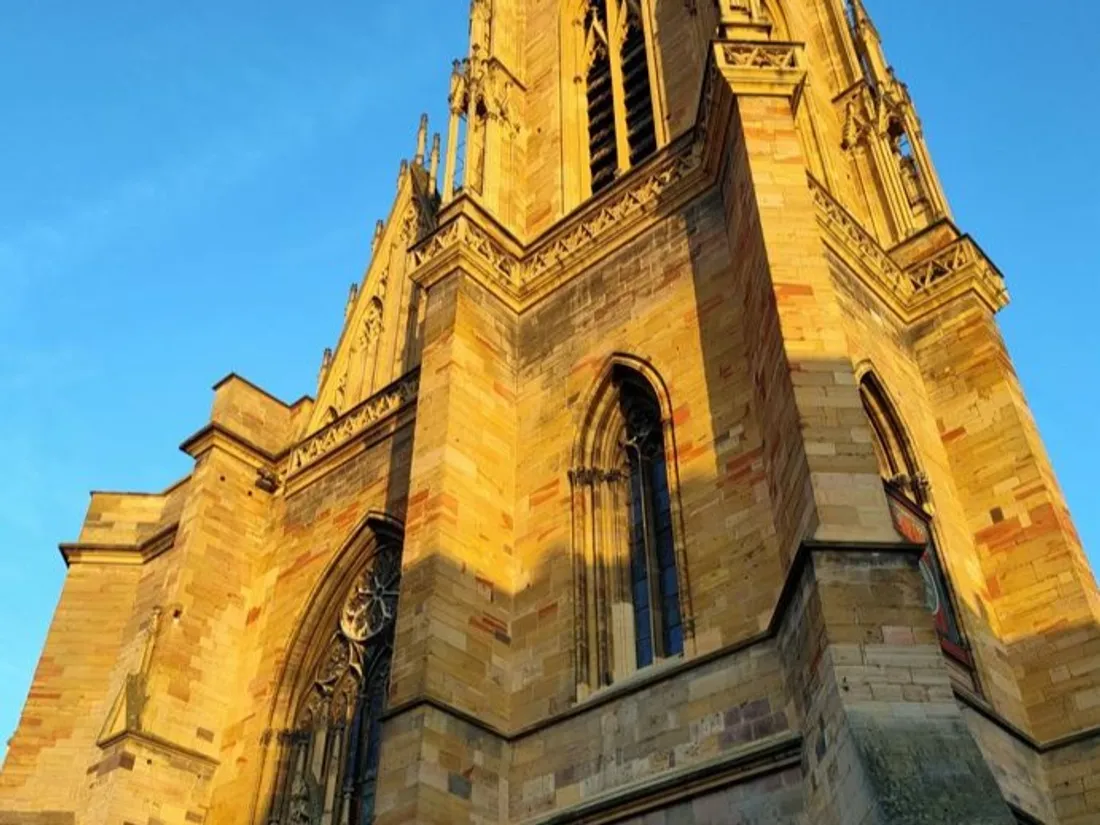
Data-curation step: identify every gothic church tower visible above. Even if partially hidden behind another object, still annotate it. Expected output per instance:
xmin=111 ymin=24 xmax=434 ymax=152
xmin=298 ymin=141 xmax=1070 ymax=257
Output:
xmin=3 ymin=1 xmax=1098 ymax=823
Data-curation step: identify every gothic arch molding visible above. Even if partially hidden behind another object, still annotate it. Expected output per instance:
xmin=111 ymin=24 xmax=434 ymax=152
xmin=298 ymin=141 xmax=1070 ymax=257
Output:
xmin=251 ymin=511 xmax=404 ymax=825
xmin=572 ymin=353 xmax=677 ymax=468
xmin=854 ymin=363 xmax=922 ymax=493
xmin=570 ymin=354 xmax=693 ymax=694
xmin=853 ymin=363 xmax=972 ymax=660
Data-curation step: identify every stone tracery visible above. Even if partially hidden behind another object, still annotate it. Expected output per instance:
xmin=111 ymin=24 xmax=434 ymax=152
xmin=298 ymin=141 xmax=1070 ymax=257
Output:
xmin=267 ymin=535 xmax=402 ymax=825
xmin=570 ymin=360 xmax=691 ymax=694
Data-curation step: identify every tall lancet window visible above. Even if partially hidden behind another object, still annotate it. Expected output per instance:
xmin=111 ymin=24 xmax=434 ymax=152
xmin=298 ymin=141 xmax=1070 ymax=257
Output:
xmin=621 ymin=377 xmax=681 ymax=667
xmin=858 ymin=373 xmax=970 ymax=666
xmin=571 ymin=361 xmax=690 ymax=695
xmin=581 ymin=0 xmax=659 ymax=194
xmin=267 ymin=533 xmax=402 ymax=825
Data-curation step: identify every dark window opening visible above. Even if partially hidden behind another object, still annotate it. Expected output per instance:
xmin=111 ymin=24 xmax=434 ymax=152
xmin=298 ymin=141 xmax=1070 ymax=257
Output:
xmin=619 ymin=370 xmax=682 ymax=668
xmin=621 ymin=3 xmax=657 ymax=166
xmin=585 ymin=1 xmax=617 ymax=194
xmin=582 ymin=0 xmax=657 ymax=195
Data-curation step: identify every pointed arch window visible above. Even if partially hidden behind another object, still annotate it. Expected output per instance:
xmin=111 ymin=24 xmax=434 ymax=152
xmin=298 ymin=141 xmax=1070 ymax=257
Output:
xmin=858 ymin=373 xmax=970 ymax=667
xmin=858 ymin=373 xmax=923 ymax=503
xmin=571 ymin=362 xmax=689 ymax=695
xmin=267 ymin=533 xmax=402 ymax=825
xmin=621 ymin=377 xmax=681 ymax=667
xmin=579 ymin=0 xmax=660 ymax=195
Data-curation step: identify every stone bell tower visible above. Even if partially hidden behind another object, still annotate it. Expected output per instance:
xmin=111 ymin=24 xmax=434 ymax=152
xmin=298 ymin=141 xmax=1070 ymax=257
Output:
xmin=3 ymin=1 xmax=1099 ymax=824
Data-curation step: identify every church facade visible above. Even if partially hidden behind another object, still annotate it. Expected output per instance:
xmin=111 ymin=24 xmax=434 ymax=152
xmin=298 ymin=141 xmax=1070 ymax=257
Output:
xmin=3 ymin=1 xmax=1099 ymax=823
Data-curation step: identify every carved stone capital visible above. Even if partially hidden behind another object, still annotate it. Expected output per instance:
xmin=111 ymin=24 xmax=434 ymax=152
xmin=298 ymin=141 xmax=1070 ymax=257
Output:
xmin=714 ymin=40 xmax=806 ymax=107
xmin=569 ymin=467 xmax=627 ymax=487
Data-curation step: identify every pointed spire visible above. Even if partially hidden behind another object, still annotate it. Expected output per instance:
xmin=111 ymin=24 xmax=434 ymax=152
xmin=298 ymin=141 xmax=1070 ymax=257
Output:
xmin=318 ymin=347 xmax=334 ymax=389
xmin=429 ymin=133 xmax=441 ymax=190
xmin=372 ymin=220 xmax=384 ymax=254
xmin=849 ymin=0 xmax=871 ymax=25
xmin=415 ymin=114 xmax=429 ymax=165
xmin=345 ymin=283 xmax=360 ymax=318
xmin=847 ymin=0 xmax=891 ymax=90
xmin=398 ymin=158 xmax=409 ymax=185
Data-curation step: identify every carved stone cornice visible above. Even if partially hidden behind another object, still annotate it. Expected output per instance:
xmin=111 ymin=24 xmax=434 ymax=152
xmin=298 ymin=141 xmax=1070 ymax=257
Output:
xmin=521 ymin=138 xmax=704 ymax=300
xmin=903 ymin=235 xmax=1009 ymax=320
xmin=60 ymin=523 xmax=178 ymax=568
xmin=409 ymin=134 xmax=705 ymax=311
xmin=714 ymin=40 xmax=806 ymax=107
xmin=288 ymin=370 xmax=420 ymax=479
xmin=810 ymin=175 xmax=913 ymax=306
xmin=811 ymin=181 xmax=1008 ymax=320
xmin=409 ymin=200 xmax=522 ymax=303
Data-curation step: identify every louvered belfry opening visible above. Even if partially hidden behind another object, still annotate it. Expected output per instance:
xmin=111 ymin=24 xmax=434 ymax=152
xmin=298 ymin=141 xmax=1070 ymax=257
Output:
xmin=582 ymin=0 xmax=658 ymax=196
xmin=585 ymin=0 xmax=617 ymax=194
xmin=621 ymin=2 xmax=656 ymax=166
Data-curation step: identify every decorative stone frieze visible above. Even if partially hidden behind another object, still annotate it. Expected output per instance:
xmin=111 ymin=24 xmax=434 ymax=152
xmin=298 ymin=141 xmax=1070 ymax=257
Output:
xmin=907 ymin=235 xmax=1001 ymax=293
xmin=714 ymin=40 xmax=806 ymax=103
xmin=810 ymin=176 xmax=912 ymax=301
xmin=411 ymin=135 xmax=703 ymax=305
xmin=288 ymin=371 xmax=419 ymax=477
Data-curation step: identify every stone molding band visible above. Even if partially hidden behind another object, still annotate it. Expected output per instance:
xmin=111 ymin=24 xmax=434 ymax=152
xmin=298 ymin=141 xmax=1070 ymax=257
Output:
xmin=521 ymin=732 xmax=801 ymax=825
xmin=379 ymin=540 xmax=1100 ymax=757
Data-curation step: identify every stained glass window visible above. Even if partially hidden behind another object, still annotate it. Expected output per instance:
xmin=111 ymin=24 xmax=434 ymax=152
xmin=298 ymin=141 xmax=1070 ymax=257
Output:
xmin=269 ymin=539 xmax=401 ymax=825
xmin=860 ymin=374 xmax=970 ymax=663
xmin=620 ymin=372 xmax=683 ymax=668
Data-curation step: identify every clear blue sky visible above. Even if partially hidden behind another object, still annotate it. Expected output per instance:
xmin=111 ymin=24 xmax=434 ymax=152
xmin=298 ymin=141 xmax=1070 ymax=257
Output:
xmin=1 ymin=1 xmax=1097 ymax=755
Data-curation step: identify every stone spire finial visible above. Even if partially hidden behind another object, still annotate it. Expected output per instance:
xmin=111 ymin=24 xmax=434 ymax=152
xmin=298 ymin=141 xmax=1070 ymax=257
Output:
xmin=398 ymin=159 xmax=409 ymax=185
xmin=372 ymin=220 xmax=384 ymax=254
xmin=415 ymin=114 xmax=429 ymax=165
xmin=847 ymin=0 xmax=890 ymax=89
xmin=470 ymin=0 xmax=492 ymax=53
xmin=345 ymin=283 xmax=360 ymax=318
xmin=849 ymin=0 xmax=872 ymax=27
xmin=318 ymin=347 xmax=334 ymax=388
xmin=429 ymin=133 xmax=441 ymax=189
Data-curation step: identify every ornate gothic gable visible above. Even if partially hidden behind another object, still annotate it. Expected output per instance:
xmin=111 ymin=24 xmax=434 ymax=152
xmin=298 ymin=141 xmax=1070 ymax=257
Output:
xmin=304 ymin=164 xmax=437 ymax=441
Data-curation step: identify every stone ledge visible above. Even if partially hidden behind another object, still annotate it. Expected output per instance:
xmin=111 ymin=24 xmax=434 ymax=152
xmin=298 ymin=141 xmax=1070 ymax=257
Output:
xmin=383 ymin=541 xmax=929 ymax=745
xmin=178 ymin=421 xmax=280 ymax=464
xmin=0 ymin=813 xmax=74 ymax=825
xmin=284 ymin=369 xmax=419 ymax=483
xmin=59 ymin=522 xmax=178 ymax=568
xmin=519 ymin=732 xmax=801 ymax=825
xmin=410 ymin=134 xmax=705 ymax=313
xmin=812 ymin=185 xmax=1009 ymax=322
xmin=713 ymin=40 xmax=807 ymax=106
xmin=955 ymin=685 xmax=1100 ymax=755
xmin=95 ymin=729 xmax=219 ymax=772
